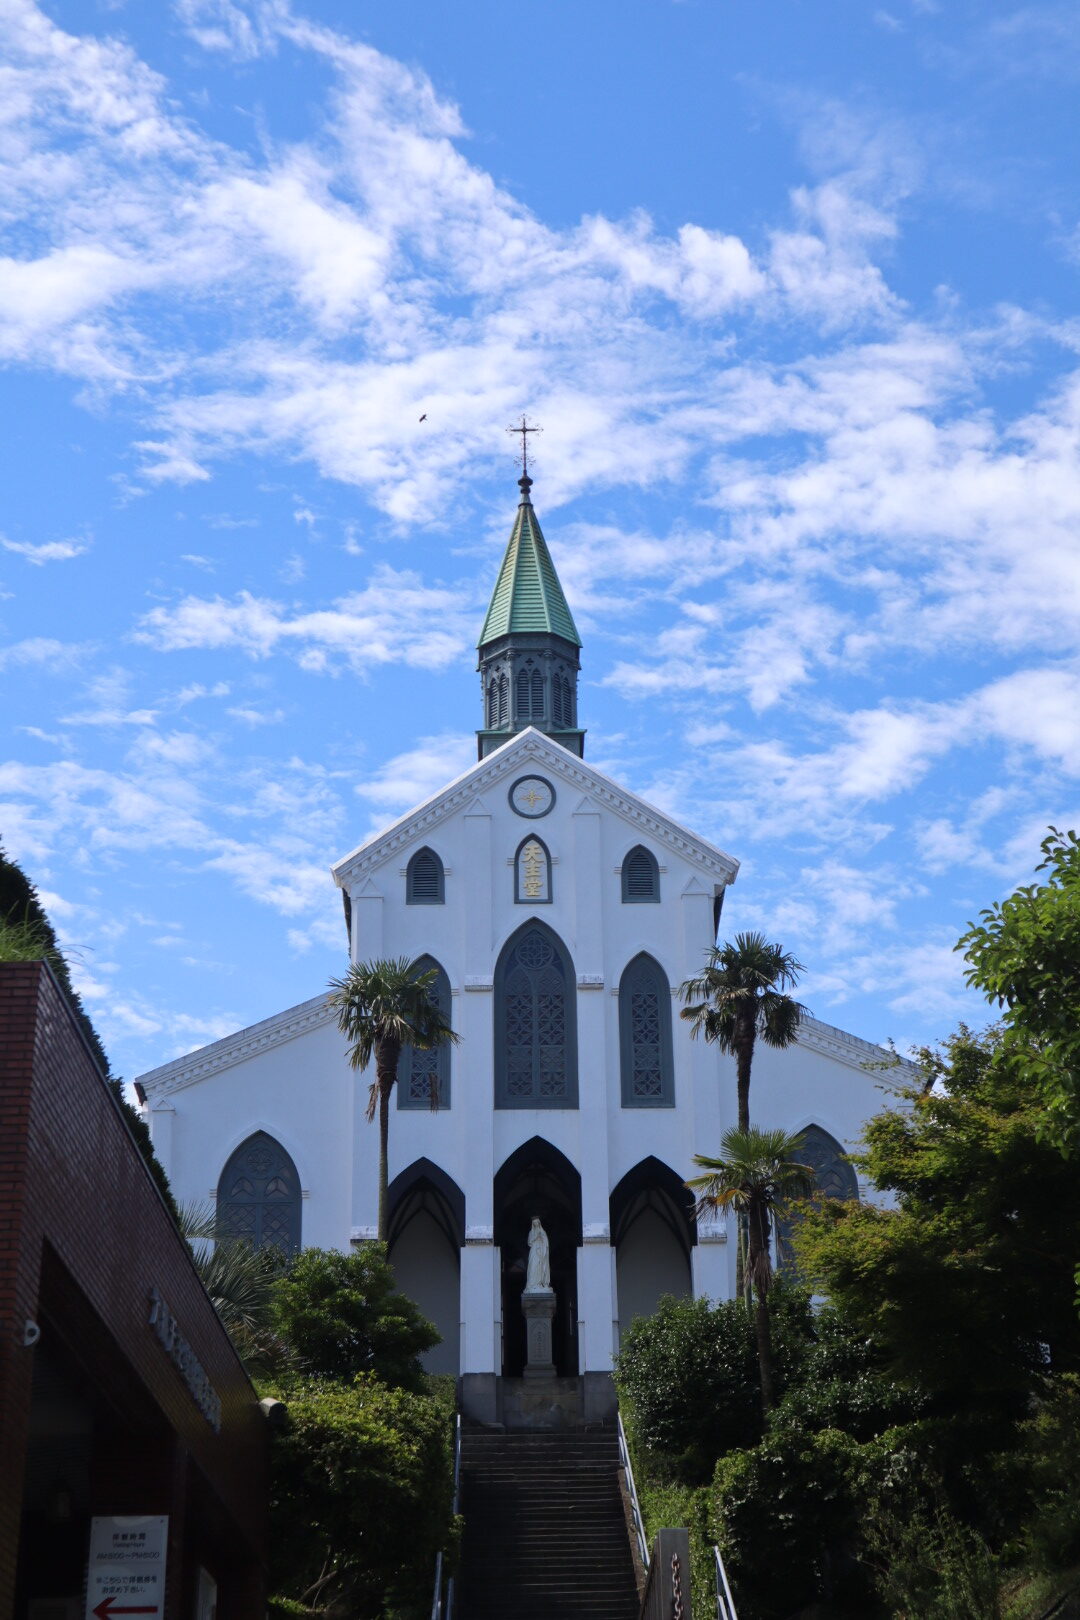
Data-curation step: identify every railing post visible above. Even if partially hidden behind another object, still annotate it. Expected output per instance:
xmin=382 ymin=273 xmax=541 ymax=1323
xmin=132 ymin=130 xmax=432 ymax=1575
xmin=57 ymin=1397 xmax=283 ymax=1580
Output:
xmin=639 ymin=1528 xmax=690 ymax=1620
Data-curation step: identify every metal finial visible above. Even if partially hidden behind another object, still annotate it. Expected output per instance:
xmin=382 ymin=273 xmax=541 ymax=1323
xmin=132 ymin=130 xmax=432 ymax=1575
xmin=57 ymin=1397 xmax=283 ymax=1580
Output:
xmin=506 ymin=415 xmax=542 ymax=479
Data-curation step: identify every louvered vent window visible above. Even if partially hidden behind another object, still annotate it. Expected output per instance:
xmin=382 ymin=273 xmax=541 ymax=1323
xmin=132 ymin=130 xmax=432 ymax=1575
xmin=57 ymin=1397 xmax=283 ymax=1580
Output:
xmin=498 ymin=674 xmax=509 ymax=725
xmin=622 ymin=845 xmax=660 ymax=903
xmin=407 ymin=847 xmax=445 ymax=904
xmin=515 ymin=664 xmax=546 ymax=722
xmin=486 ymin=679 xmax=498 ymax=727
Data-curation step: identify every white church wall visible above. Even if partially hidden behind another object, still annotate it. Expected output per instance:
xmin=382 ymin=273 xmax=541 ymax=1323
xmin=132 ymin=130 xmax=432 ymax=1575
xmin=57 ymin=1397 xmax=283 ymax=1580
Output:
xmin=147 ymin=1016 xmax=356 ymax=1253
xmin=389 ymin=1209 xmax=461 ymax=1376
xmin=615 ymin=1208 xmax=692 ymax=1344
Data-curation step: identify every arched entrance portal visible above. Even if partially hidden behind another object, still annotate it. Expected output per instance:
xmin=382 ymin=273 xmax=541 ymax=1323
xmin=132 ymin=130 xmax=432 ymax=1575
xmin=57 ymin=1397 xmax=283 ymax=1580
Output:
xmin=494 ymin=1138 xmax=582 ymax=1376
xmin=387 ymin=1159 xmax=464 ymax=1376
xmin=610 ymin=1157 xmax=696 ymax=1342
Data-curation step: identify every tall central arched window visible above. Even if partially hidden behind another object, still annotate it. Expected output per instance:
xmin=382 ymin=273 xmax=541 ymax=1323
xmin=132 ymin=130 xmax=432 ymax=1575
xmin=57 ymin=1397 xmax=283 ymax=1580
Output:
xmin=216 ymin=1131 xmax=301 ymax=1254
xmin=495 ymin=922 xmax=578 ymax=1108
xmin=398 ymin=956 xmax=452 ymax=1110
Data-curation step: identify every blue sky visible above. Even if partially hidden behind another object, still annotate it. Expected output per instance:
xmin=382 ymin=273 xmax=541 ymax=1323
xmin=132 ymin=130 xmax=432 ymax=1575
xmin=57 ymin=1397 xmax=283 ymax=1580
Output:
xmin=3 ymin=0 xmax=1080 ymax=1081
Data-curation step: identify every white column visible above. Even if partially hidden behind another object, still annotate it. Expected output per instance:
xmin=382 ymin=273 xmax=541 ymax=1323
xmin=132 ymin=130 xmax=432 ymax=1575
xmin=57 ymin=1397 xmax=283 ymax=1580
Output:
xmin=692 ymin=1210 xmax=732 ymax=1303
xmin=351 ymin=878 xmax=384 ymax=962
xmin=461 ymin=1237 xmax=500 ymax=1373
xmin=148 ymin=1102 xmax=175 ymax=1176
xmin=577 ymin=1239 xmax=617 ymax=1373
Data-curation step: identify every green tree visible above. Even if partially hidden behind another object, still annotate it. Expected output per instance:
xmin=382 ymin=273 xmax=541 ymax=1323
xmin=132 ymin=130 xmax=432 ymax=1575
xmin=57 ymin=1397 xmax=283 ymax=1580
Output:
xmin=959 ymin=826 xmax=1080 ymax=1154
xmin=328 ymin=956 xmax=459 ymax=1242
xmin=271 ymin=1245 xmax=439 ymax=1389
xmin=679 ymin=933 xmax=806 ymax=1134
xmin=263 ymin=1373 xmax=454 ymax=1619
xmin=688 ymin=1128 xmax=814 ymax=1411
xmin=791 ymin=1025 xmax=1080 ymax=1410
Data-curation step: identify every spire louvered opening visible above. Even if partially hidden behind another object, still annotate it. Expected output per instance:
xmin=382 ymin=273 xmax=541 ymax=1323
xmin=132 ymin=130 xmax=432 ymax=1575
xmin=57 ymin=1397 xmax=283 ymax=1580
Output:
xmin=622 ymin=845 xmax=660 ymax=903
xmin=406 ymin=847 xmax=445 ymax=905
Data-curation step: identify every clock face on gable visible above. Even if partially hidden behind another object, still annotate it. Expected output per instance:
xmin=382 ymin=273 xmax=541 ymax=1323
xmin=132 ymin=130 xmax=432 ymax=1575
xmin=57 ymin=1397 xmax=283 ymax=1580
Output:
xmin=509 ymin=775 xmax=555 ymax=818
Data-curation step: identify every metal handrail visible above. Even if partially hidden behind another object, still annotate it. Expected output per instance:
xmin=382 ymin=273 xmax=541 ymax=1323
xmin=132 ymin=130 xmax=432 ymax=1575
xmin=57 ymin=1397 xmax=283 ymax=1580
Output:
xmin=714 ymin=1544 xmax=739 ymax=1620
xmin=431 ymin=1413 xmax=462 ymax=1620
xmin=617 ymin=1412 xmax=650 ymax=1572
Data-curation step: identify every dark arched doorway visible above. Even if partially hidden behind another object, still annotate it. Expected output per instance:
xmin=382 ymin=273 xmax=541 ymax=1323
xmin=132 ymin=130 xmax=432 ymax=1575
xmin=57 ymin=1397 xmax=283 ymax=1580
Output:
xmin=494 ymin=1137 xmax=582 ymax=1376
xmin=610 ymin=1157 xmax=696 ymax=1340
xmin=387 ymin=1159 xmax=464 ymax=1376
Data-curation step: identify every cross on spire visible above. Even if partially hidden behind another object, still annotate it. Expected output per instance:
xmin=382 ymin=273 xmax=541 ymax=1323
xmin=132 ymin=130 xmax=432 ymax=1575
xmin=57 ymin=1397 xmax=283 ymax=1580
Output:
xmin=507 ymin=415 xmax=542 ymax=477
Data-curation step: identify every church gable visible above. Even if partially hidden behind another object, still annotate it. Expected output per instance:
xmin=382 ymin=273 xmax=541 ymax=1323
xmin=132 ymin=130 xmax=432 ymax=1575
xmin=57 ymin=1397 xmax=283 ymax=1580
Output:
xmin=332 ymin=728 xmax=739 ymax=893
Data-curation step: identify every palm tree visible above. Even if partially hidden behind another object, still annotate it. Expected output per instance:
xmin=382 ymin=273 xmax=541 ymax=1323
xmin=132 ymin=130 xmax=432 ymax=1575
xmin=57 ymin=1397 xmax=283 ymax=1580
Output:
xmin=680 ymin=932 xmax=807 ymax=1134
xmin=687 ymin=1127 xmax=815 ymax=1411
xmin=178 ymin=1202 xmax=286 ymax=1370
xmin=328 ymin=956 xmax=459 ymax=1242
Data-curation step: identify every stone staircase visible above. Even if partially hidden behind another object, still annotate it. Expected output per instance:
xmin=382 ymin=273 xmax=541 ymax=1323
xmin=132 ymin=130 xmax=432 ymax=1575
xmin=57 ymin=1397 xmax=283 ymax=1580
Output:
xmin=456 ymin=1427 xmax=641 ymax=1620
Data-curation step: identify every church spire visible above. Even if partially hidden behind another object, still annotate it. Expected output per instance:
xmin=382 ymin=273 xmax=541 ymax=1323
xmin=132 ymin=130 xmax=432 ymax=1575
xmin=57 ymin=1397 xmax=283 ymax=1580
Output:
xmin=476 ymin=473 xmax=584 ymax=760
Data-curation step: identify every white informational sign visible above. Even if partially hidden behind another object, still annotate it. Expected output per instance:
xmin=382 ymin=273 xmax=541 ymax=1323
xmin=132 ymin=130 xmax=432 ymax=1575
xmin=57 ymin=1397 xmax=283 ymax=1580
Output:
xmin=85 ymin=1516 xmax=168 ymax=1620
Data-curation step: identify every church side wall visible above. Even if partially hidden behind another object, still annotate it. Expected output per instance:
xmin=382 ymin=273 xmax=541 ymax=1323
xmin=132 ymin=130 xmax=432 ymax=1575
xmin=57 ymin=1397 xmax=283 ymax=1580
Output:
xmin=148 ymin=1021 xmax=356 ymax=1252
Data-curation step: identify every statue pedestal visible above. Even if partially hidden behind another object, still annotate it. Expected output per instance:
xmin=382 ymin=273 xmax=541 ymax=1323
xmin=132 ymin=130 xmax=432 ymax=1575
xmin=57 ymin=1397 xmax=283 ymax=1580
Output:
xmin=521 ymin=1288 xmax=556 ymax=1379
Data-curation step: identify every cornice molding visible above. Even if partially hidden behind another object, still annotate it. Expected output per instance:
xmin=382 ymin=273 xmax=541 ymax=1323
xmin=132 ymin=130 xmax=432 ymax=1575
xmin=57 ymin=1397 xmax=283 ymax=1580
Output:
xmin=135 ymin=994 xmax=338 ymax=1098
xmin=796 ymin=1015 xmax=915 ymax=1080
xmin=332 ymin=730 xmax=740 ymax=891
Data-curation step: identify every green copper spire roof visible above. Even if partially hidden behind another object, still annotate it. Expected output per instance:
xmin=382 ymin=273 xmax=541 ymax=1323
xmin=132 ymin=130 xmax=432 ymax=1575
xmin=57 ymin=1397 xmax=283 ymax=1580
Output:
xmin=478 ymin=475 xmax=581 ymax=648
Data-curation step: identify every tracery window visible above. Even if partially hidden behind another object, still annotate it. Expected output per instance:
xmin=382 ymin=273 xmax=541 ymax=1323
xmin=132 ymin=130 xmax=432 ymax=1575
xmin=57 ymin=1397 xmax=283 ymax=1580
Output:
xmin=398 ymin=956 xmax=452 ymax=1110
xmin=621 ymin=845 xmax=660 ymax=903
xmin=216 ymin=1131 xmax=301 ymax=1254
xmin=619 ymin=954 xmax=675 ymax=1107
xmin=406 ymin=847 xmax=444 ymax=904
xmin=495 ymin=923 xmax=578 ymax=1108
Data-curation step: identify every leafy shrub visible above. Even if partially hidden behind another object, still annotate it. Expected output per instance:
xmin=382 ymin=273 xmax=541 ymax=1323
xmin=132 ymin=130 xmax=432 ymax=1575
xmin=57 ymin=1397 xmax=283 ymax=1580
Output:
xmin=264 ymin=1373 xmax=455 ymax=1620
xmin=862 ymin=1503 xmax=1002 ymax=1620
xmin=271 ymin=1245 xmax=439 ymax=1388
xmin=711 ymin=1425 xmax=868 ymax=1619
xmin=772 ymin=1304 xmax=923 ymax=1441
xmin=1015 ymin=1375 xmax=1080 ymax=1571
xmin=615 ymin=1296 xmax=761 ymax=1482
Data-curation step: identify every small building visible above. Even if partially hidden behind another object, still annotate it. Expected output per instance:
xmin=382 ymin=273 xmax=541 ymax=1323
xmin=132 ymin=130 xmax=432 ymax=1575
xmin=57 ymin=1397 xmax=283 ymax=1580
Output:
xmin=0 ymin=962 xmax=267 ymax=1620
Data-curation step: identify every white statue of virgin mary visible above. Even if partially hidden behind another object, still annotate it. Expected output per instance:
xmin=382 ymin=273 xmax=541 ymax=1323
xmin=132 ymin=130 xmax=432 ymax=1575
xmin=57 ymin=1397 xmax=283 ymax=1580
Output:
xmin=524 ymin=1216 xmax=551 ymax=1293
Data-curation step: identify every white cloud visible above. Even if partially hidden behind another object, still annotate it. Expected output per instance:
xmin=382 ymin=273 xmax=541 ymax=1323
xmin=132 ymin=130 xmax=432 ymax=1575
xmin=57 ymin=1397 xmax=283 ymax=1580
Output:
xmin=1 ymin=535 xmax=88 ymax=564
xmin=0 ymin=637 xmax=88 ymax=669
xmin=354 ymin=731 xmax=476 ymax=823
xmin=135 ymin=564 xmax=476 ymax=672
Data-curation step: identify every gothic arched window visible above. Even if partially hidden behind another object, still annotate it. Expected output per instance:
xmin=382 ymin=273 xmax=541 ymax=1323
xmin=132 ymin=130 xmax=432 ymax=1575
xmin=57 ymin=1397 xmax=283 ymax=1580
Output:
xmin=216 ymin=1131 xmax=301 ymax=1255
xmin=622 ymin=845 xmax=660 ymax=903
xmin=530 ymin=667 xmax=544 ymax=717
xmin=619 ymin=954 xmax=674 ymax=1106
xmin=398 ymin=956 xmax=452 ymax=1110
xmin=498 ymin=673 xmax=509 ymax=725
xmin=406 ymin=847 xmax=444 ymax=904
xmin=486 ymin=678 xmax=497 ymax=728
xmin=777 ymin=1124 xmax=858 ymax=1271
xmin=495 ymin=923 xmax=578 ymax=1108
xmin=792 ymin=1125 xmax=859 ymax=1200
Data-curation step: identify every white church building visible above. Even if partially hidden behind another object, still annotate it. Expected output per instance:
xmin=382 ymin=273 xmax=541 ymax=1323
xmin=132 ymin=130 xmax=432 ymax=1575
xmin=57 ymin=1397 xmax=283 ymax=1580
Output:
xmin=136 ymin=471 xmax=907 ymax=1422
